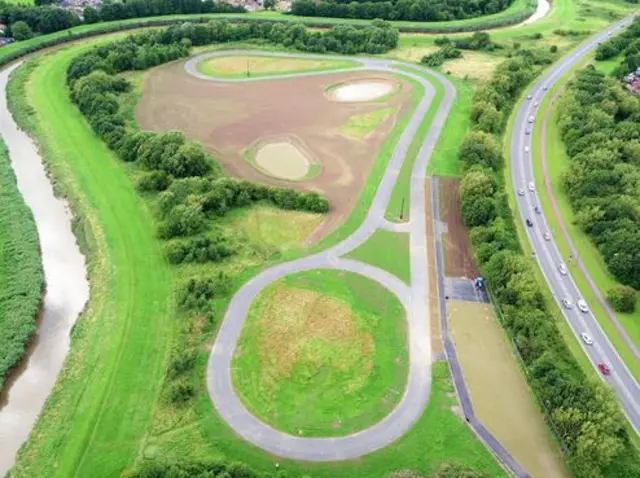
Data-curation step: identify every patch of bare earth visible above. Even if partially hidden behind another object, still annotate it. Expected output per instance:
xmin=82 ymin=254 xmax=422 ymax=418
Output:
xmin=439 ymin=177 xmax=480 ymax=279
xmin=136 ymin=62 xmax=412 ymax=242
xmin=425 ymin=179 xmax=443 ymax=355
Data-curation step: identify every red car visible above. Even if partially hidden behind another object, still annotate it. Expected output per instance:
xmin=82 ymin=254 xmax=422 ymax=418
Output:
xmin=598 ymin=363 xmax=611 ymax=375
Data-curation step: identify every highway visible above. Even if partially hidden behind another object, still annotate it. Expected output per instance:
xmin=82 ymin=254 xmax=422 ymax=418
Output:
xmin=511 ymin=15 xmax=640 ymax=434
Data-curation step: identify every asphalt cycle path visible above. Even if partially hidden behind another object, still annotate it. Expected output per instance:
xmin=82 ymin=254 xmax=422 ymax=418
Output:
xmin=511 ymin=16 xmax=640 ymax=434
xmin=186 ymin=50 xmax=457 ymax=461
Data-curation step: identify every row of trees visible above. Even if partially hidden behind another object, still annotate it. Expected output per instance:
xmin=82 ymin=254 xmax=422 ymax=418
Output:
xmin=0 ymin=0 xmax=244 ymax=39
xmin=556 ymin=66 xmax=640 ymax=293
xmin=291 ymin=0 xmax=514 ymax=23
xmin=458 ymin=50 xmax=640 ymax=477
xmin=595 ymin=16 xmax=640 ymax=77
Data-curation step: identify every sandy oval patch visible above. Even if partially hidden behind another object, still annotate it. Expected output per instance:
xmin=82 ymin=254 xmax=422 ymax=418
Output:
xmin=330 ymin=80 xmax=394 ymax=102
xmin=255 ymin=141 xmax=311 ymax=180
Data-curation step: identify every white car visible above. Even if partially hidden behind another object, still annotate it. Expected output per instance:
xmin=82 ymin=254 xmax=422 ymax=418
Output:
xmin=577 ymin=300 xmax=589 ymax=313
xmin=527 ymin=94 xmax=533 ymax=100
xmin=558 ymin=262 xmax=568 ymax=275
xmin=543 ymin=85 xmax=549 ymax=91
xmin=525 ymin=146 xmax=530 ymax=153
xmin=543 ymin=230 xmax=551 ymax=241
xmin=562 ymin=298 xmax=573 ymax=309
xmin=534 ymin=101 xmax=539 ymax=107
xmin=517 ymin=188 xmax=525 ymax=196
xmin=528 ymin=115 xmax=535 ymax=123
xmin=581 ymin=333 xmax=593 ymax=345
xmin=528 ymin=181 xmax=535 ymax=192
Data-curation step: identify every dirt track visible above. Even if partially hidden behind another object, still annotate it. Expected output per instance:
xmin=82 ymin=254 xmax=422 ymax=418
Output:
xmin=136 ymin=61 xmax=413 ymax=241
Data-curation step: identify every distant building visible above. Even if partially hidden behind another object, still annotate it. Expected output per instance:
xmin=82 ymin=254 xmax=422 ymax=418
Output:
xmin=0 ymin=37 xmax=15 ymax=47
xmin=624 ymin=67 xmax=640 ymax=95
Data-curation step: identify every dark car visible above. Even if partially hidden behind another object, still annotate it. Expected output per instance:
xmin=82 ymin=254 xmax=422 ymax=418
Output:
xmin=526 ymin=218 xmax=533 ymax=227
xmin=598 ymin=363 xmax=611 ymax=375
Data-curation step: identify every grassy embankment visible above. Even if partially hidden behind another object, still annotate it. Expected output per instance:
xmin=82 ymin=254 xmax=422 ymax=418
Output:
xmin=348 ymin=230 xmax=411 ymax=284
xmin=232 ymin=269 xmax=407 ymax=437
xmin=9 ymin=41 xmax=506 ymax=478
xmin=196 ymin=54 xmax=357 ymax=78
xmin=0 ymin=140 xmax=43 ymax=390
xmin=528 ymin=55 xmax=640 ymax=381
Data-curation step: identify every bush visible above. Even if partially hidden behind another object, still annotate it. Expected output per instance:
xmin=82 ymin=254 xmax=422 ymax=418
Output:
xmin=136 ymin=171 xmax=171 ymax=192
xmin=169 ymin=382 xmax=195 ymax=404
xmin=606 ymin=285 xmax=637 ymax=313
xmin=163 ymin=234 xmax=234 ymax=264
xmin=177 ymin=273 xmax=230 ymax=311
xmin=168 ymin=350 xmax=196 ymax=377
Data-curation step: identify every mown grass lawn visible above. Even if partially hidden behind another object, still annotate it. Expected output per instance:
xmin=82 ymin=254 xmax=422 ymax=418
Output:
xmin=347 ymin=230 xmax=411 ymax=284
xmin=196 ymin=54 xmax=357 ymax=78
xmin=10 ymin=37 xmax=506 ymax=478
xmin=232 ymin=270 xmax=408 ymax=437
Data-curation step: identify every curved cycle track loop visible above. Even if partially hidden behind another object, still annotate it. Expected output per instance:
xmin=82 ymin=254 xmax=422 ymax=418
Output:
xmin=512 ymin=16 xmax=640 ymax=434
xmin=190 ymin=51 xmax=526 ymax=475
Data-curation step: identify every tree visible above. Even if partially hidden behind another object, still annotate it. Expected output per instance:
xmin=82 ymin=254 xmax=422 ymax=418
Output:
xmin=461 ymin=195 xmax=496 ymax=228
xmin=263 ymin=0 xmax=277 ymax=9
xmin=459 ymin=131 xmax=503 ymax=170
xmin=606 ymin=285 xmax=637 ymax=313
xmin=11 ymin=21 xmax=32 ymax=41
xmin=83 ymin=6 xmax=101 ymax=24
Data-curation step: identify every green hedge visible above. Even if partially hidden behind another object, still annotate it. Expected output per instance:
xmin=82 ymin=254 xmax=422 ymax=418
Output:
xmin=0 ymin=139 xmax=44 ymax=390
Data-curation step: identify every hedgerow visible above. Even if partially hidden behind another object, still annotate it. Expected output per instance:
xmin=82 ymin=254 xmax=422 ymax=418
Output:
xmin=457 ymin=49 xmax=640 ymax=477
xmin=0 ymin=140 xmax=44 ymax=390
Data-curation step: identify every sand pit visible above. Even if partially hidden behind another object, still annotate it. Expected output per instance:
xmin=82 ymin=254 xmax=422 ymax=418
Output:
xmin=330 ymin=80 xmax=395 ymax=102
xmin=254 ymin=141 xmax=311 ymax=180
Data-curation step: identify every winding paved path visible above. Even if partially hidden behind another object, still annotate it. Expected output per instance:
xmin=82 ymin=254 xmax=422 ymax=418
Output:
xmin=188 ymin=51 xmax=455 ymax=460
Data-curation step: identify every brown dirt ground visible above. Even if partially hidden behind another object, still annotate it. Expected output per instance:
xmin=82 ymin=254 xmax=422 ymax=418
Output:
xmin=425 ymin=179 xmax=443 ymax=355
xmin=448 ymin=300 xmax=569 ymax=478
xmin=439 ymin=177 xmax=480 ymax=278
xmin=136 ymin=61 xmax=413 ymax=242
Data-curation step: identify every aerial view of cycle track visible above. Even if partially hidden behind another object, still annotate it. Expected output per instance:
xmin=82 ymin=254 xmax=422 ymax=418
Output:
xmin=1 ymin=6 xmax=640 ymax=477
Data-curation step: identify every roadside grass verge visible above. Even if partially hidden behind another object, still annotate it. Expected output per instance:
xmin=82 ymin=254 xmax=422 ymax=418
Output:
xmin=529 ymin=56 xmax=640 ymax=381
xmin=347 ymin=230 xmax=411 ymax=284
xmin=232 ymin=269 xmax=408 ymax=437
xmin=0 ymin=139 xmax=43 ymax=390
xmin=196 ymin=54 xmax=357 ymax=78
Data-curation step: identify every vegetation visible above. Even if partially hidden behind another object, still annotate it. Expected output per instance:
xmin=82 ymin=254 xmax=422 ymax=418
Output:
xmin=458 ymin=48 xmax=640 ymax=477
xmin=348 ymin=230 xmax=410 ymax=284
xmin=556 ymin=67 xmax=640 ymax=290
xmin=420 ymin=44 xmax=462 ymax=67
xmin=607 ymin=285 xmax=637 ymax=314
xmin=232 ymin=270 xmax=407 ymax=436
xmin=0 ymin=139 xmax=43 ymax=390
xmin=291 ymin=0 xmax=516 ymax=23
xmin=595 ymin=15 xmax=640 ymax=77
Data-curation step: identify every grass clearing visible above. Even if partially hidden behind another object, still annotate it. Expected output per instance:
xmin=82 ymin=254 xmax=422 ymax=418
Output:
xmin=196 ymin=54 xmax=357 ymax=78
xmin=339 ymin=106 xmax=397 ymax=140
xmin=448 ymin=300 xmax=569 ymax=478
xmin=347 ymin=229 xmax=411 ymax=284
xmin=442 ymin=51 xmax=504 ymax=83
xmin=0 ymin=139 xmax=43 ymax=390
xmin=232 ymin=269 xmax=407 ymax=437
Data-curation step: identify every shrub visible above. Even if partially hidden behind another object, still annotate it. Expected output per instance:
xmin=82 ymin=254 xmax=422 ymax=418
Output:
xmin=163 ymin=234 xmax=234 ymax=264
xmin=177 ymin=273 xmax=231 ymax=311
xmin=136 ymin=170 xmax=172 ymax=192
xmin=168 ymin=350 xmax=196 ymax=378
xmin=169 ymin=382 xmax=195 ymax=404
xmin=606 ymin=285 xmax=637 ymax=313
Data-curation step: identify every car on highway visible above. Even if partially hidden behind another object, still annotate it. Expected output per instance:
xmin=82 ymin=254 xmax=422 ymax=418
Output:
xmin=534 ymin=205 xmax=541 ymax=214
xmin=517 ymin=188 xmax=525 ymax=196
xmin=562 ymin=298 xmax=573 ymax=309
xmin=534 ymin=101 xmax=539 ymax=107
xmin=527 ymin=94 xmax=532 ymax=100
xmin=528 ymin=181 xmax=535 ymax=192
xmin=528 ymin=115 xmax=535 ymax=123
xmin=525 ymin=129 xmax=531 ymax=135
xmin=578 ymin=299 xmax=589 ymax=313
xmin=598 ymin=363 xmax=611 ymax=375
xmin=525 ymin=146 xmax=530 ymax=153
xmin=581 ymin=333 xmax=593 ymax=345
xmin=543 ymin=85 xmax=549 ymax=91
xmin=558 ymin=262 xmax=568 ymax=275
xmin=526 ymin=218 xmax=533 ymax=227
xmin=543 ymin=230 xmax=551 ymax=240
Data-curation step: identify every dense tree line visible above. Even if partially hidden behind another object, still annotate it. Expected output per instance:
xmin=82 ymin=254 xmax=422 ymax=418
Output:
xmin=556 ymin=66 xmax=640 ymax=296
xmin=291 ymin=0 xmax=514 ymax=23
xmin=126 ymin=459 xmax=313 ymax=478
xmin=595 ymin=16 xmax=640 ymax=77
xmin=0 ymin=0 xmax=244 ymax=39
xmin=458 ymin=49 xmax=640 ymax=478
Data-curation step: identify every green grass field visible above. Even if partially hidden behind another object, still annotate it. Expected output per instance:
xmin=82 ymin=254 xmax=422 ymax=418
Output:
xmin=232 ymin=270 xmax=408 ymax=437
xmin=529 ymin=57 xmax=640 ymax=380
xmin=196 ymin=54 xmax=357 ymax=78
xmin=8 ymin=37 xmax=507 ymax=477
xmin=347 ymin=230 xmax=411 ymax=284
xmin=0 ymin=139 xmax=43 ymax=390
xmin=339 ymin=107 xmax=398 ymax=140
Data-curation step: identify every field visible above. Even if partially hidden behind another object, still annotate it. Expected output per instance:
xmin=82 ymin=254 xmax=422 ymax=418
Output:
xmin=0 ymin=140 xmax=43 ymax=390
xmin=136 ymin=62 xmax=413 ymax=241
xmin=232 ymin=269 xmax=408 ymax=437
xmin=448 ymin=300 xmax=569 ymax=478
xmin=196 ymin=54 xmax=357 ymax=78
xmin=6 ymin=38 xmax=510 ymax=478
xmin=347 ymin=230 xmax=411 ymax=284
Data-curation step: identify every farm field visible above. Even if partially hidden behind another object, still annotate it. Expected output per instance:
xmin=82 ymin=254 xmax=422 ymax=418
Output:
xmin=4 ymin=36 xmax=509 ymax=478
xmin=448 ymin=300 xmax=569 ymax=478
xmin=136 ymin=62 xmax=414 ymax=241
xmin=196 ymin=54 xmax=357 ymax=78
xmin=232 ymin=269 xmax=408 ymax=437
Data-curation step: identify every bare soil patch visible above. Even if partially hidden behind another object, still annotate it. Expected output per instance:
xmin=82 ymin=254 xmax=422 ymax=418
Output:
xmin=425 ymin=179 xmax=443 ymax=355
xmin=448 ymin=300 xmax=569 ymax=478
xmin=439 ymin=177 xmax=479 ymax=278
xmin=136 ymin=62 xmax=412 ymax=241
xmin=252 ymin=139 xmax=311 ymax=181
xmin=328 ymin=79 xmax=395 ymax=102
